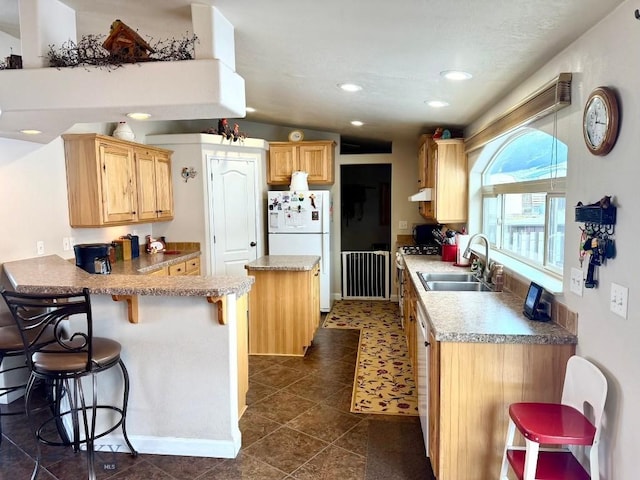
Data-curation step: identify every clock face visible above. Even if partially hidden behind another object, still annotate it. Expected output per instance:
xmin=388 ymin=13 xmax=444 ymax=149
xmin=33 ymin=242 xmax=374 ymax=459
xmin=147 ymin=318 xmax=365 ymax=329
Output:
xmin=583 ymin=87 xmax=619 ymax=156
xmin=288 ymin=130 xmax=304 ymax=142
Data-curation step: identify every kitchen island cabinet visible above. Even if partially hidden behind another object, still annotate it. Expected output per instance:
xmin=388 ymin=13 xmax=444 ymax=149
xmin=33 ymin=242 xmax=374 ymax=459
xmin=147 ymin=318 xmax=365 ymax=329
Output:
xmin=401 ymin=255 xmax=577 ymax=480
xmin=245 ymin=255 xmax=320 ymax=356
xmin=2 ymin=254 xmax=252 ymax=458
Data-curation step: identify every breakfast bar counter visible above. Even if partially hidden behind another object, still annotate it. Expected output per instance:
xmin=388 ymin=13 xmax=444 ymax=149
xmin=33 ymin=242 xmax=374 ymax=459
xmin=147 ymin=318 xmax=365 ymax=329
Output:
xmin=1 ymin=254 xmax=254 ymax=459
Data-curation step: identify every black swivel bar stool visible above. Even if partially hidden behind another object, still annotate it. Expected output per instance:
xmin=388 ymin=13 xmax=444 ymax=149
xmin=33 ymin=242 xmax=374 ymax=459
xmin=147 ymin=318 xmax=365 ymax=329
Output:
xmin=1 ymin=288 xmax=137 ymax=480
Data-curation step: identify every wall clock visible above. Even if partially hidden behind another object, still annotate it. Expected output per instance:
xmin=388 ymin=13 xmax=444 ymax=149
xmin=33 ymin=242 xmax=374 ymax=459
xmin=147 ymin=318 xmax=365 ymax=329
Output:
xmin=583 ymin=86 xmax=619 ymax=156
xmin=288 ymin=130 xmax=304 ymax=142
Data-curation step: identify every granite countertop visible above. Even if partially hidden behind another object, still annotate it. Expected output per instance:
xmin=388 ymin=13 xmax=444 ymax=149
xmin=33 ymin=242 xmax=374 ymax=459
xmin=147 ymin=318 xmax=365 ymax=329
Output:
xmin=402 ymin=255 xmax=577 ymax=345
xmin=245 ymin=255 xmax=320 ymax=271
xmin=3 ymin=255 xmax=254 ymax=298
xmin=109 ymin=249 xmax=201 ymax=274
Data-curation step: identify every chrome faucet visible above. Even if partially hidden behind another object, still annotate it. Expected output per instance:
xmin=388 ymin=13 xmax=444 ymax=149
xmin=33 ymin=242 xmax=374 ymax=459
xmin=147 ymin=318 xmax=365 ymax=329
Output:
xmin=463 ymin=233 xmax=491 ymax=281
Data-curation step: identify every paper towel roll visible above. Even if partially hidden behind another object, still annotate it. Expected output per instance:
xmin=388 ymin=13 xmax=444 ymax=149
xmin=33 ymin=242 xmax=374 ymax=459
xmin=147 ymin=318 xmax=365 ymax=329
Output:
xmin=456 ymin=234 xmax=470 ymax=266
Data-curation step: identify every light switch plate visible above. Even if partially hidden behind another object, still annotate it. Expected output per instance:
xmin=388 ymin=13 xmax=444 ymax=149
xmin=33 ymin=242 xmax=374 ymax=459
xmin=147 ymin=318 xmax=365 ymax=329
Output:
xmin=399 ymin=220 xmax=408 ymax=230
xmin=570 ymin=267 xmax=583 ymax=296
xmin=610 ymin=283 xmax=628 ymax=319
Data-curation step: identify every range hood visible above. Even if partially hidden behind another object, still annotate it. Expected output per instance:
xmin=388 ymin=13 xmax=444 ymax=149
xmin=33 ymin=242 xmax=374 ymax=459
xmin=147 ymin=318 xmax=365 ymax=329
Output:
xmin=408 ymin=188 xmax=433 ymax=202
xmin=0 ymin=1 xmax=245 ymax=144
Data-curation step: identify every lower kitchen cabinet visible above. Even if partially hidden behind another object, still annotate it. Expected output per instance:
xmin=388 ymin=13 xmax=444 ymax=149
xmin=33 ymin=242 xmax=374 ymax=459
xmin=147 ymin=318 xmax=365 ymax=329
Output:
xmin=248 ymin=263 xmax=320 ymax=356
xmin=236 ymin=293 xmax=249 ymax=417
xmin=428 ymin=339 xmax=575 ymax=480
xmin=403 ymin=268 xmax=417 ymax=379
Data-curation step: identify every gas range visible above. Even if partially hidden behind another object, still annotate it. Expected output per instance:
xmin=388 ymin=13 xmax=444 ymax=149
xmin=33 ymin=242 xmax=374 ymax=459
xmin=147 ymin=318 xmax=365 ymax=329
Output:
xmin=399 ymin=244 xmax=441 ymax=255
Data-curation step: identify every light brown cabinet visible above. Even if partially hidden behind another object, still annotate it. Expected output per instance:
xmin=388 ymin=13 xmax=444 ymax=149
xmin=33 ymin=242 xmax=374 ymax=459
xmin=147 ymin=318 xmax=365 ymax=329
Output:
xmin=267 ymin=141 xmax=335 ymax=185
xmin=63 ymin=134 xmax=174 ymax=227
xmin=135 ymin=147 xmax=173 ymax=221
xmin=248 ymin=263 xmax=320 ymax=356
xmin=427 ymin=335 xmax=574 ymax=480
xmin=403 ymin=268 xmax=417 ymax=379
xmin=417 ymin=136 xmax=467 ymax=224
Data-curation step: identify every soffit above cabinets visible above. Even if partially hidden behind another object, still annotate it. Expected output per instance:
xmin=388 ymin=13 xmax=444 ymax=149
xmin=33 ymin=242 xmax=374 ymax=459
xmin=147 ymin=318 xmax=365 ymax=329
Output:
xmin=0 ymin=1 xmax=245 ymax=144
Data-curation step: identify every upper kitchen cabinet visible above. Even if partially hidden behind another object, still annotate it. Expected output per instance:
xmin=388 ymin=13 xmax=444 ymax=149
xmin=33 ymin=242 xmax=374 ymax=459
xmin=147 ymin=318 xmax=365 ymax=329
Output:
xmin=135 ymin=147 xmax=174 ymax=222
xmin=63 ymin=134 xmax=174 ymax=227
xmin=267 ymin=140 xmax=335 ymax=185
xmin=417 ymin=136 xmax=467 ymax=224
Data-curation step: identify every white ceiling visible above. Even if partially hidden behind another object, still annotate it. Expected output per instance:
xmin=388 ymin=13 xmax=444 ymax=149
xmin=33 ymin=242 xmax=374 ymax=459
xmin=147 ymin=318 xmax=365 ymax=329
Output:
xmin=0 ymin=0 xmax=626 ymax=141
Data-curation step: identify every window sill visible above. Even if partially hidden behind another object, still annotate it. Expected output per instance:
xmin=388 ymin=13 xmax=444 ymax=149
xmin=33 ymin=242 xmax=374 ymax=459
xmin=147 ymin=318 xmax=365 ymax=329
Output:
xmin=468 ymin=247 xmax=563 ymax=294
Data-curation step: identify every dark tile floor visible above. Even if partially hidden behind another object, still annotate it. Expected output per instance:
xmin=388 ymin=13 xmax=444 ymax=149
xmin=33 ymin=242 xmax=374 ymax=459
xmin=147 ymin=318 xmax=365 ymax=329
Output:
xmin=0 ymin=324 xmax=434 ymax=479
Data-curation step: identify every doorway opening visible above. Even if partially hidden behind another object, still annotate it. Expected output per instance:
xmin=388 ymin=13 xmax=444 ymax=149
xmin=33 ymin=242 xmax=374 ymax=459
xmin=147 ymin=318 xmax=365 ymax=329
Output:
xmin=340 ymin=164 xmax=391 ymax=299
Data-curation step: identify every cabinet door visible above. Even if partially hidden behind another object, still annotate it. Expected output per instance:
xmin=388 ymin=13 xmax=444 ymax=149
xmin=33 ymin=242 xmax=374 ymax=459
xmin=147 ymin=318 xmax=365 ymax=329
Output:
xmin=135 ymin=149 xmax=158 ymax=221
xmin=268 ymin=145 xmax=296 ymax=184
xmin=298 ymin=143 xmax=334 ymax=184
xmin=237 ymin=294 xmax=249 ymax=417
xmin=136 ymin=149 xmax=174 ymax=221
xmin=154 ymin=152 xmax=174 ymax=220
xmin=434 ymin=140 xmax=467 ymax=223
xmin=428 ymin=330 xmax=440 ymax=476
xmin=99 ymin=142 xmax=137 ymax=223
xmin=311 ymin=264 xmax=320 ymax=332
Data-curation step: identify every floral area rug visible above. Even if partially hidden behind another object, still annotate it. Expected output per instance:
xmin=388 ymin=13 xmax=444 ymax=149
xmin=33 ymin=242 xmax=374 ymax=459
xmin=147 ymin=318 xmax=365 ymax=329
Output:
xmin=323 ymin=300 xmax=418 ymax=416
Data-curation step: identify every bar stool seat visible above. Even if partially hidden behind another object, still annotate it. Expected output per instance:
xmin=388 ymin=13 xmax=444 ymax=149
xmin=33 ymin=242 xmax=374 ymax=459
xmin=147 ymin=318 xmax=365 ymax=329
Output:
xmin=0 ymin=312 xmax=56 ymax=445
xmin=1 ymin=288 xmax=137 ymax=480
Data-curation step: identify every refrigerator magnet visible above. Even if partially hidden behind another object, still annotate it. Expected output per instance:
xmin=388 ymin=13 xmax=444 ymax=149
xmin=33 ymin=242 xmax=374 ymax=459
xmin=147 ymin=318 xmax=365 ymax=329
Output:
xmin=312 ymin=211 xmax=319 ymax=221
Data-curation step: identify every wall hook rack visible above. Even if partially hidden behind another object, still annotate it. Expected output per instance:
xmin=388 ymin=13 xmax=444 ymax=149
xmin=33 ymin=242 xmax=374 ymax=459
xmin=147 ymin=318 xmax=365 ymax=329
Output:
xmin=574 ymin=196 xmax=617 ymax=289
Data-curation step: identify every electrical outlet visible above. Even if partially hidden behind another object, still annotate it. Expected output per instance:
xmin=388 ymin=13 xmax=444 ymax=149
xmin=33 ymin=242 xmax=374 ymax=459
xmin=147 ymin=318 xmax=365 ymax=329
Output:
xmin=69 ymin=237 xmax=76 ymax=248
xmin=62 ymin=237 xmax=70 ymax=251
xmin=610 ymin=283 xmax=628 ymax=319
xmin=399 ymin=220 xmax=408 ymax=230
xmin=36 ymin=240 xmax=45 ymax=255
xmin=570 ymin=267 xmax=583 ymax=296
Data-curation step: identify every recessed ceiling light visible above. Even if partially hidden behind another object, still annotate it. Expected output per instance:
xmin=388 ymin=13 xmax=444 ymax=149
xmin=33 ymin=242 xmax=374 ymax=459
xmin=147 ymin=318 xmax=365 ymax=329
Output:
xmin=20 ymin=129 xmax=42 ymax=135
xmin=426 ymin=100 xmax=450 ymax=108
xmin=350 ymin=120 xmax=364 ymax=127
xmin=126 ymin=112 xmax=152 ymax=120
xmin=245 ymin=107 xmax=256 ymax=113
xmin=440 ymin=70 xmax=473 ymax=81
xmin=338 ymin=83 xmax=362 ymax=92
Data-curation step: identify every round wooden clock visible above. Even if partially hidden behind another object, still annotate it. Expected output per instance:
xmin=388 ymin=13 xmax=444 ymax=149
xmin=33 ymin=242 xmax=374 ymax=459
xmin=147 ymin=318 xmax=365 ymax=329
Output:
xmin=583 ymin=87 xmax=619 ymax=156
xmin=288 ymin=130 xmax=304 ymax=142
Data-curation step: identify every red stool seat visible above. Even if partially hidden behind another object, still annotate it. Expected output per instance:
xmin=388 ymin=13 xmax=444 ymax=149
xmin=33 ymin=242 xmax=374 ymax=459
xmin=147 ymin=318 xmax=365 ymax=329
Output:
xmin=509 ymin=403 xmax=596 ymax=445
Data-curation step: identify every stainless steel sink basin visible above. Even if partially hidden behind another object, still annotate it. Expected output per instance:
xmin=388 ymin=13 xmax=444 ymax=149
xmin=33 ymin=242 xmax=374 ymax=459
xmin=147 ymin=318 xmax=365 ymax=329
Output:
xmin=418 ymin=272 xmax=479 ymax=283
xmin=424 ymin=281 xmax=494 ymax=292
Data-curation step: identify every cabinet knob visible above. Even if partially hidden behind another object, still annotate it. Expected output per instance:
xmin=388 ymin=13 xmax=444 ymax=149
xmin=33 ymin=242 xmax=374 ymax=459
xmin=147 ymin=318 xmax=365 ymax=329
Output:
xmin=425 ymin=341 xmax=430 ymax=347
xmin=250 ymin=241 xmax=257 ymax=247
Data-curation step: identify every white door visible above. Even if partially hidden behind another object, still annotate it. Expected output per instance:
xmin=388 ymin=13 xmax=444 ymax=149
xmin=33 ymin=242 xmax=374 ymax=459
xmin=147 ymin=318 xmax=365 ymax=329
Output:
xmin=209 ymin=157 xmax=258 ymax=276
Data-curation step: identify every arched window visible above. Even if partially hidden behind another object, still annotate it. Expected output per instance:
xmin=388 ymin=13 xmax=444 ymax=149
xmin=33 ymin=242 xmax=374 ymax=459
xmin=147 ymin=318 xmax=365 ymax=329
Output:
xmin=481 ymin=128 xmax=567 ymax=274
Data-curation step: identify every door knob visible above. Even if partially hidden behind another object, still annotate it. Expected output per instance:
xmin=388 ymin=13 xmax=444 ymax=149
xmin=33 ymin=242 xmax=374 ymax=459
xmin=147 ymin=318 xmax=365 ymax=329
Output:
xmin=250 ymin=242 xmax=257 ymax=247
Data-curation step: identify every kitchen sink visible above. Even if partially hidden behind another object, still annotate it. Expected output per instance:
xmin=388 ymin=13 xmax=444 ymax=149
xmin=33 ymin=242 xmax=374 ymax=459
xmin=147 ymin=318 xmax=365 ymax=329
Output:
xmin=424 ymin=281 xmax=494 ymax=292
xmin=423 ymin=281 xmax=493 ymax=292
xmin=418 ymin=272 xmax=479 ymax=283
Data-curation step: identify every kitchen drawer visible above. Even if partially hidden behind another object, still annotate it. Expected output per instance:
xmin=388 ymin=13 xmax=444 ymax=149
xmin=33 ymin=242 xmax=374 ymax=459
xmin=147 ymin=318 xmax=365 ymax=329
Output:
xmin=186 ymin=257 xmax=200 ymax=275
xmin=168 ymin=262 xmax=187 ymax=276
xmin=148 ymin=266 xmax=169 ymax=276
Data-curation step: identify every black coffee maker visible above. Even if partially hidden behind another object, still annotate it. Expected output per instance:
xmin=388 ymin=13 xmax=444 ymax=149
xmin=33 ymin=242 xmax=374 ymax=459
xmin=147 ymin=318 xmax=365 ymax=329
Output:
xmin=73 ymin=243 xmax=112 ymax=274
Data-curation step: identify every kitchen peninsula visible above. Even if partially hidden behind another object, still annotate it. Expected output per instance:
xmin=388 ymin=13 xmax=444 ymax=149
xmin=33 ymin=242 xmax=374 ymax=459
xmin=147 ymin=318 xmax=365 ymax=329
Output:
xmin=401 ymin=255 xmax=577 ymax=480
xmin=245 ymin=255 xmax=320 ymax=356
xmin=2 ymin=254 xmax=253 ymax=459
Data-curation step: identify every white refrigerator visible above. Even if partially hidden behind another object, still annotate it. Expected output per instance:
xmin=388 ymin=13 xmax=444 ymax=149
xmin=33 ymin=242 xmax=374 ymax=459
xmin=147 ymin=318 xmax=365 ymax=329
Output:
xmin=267 ymin=190 xmax=331 ymax=312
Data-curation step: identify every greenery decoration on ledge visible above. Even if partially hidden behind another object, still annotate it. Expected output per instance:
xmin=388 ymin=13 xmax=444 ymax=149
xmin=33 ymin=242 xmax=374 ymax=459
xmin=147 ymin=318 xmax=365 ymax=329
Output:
xmin=46 ymin=20 xmax=198 ymax=69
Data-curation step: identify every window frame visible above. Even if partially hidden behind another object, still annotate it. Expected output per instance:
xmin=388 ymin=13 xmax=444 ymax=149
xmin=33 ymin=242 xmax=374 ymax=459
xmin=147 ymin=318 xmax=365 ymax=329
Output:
xmin=480 ymin=130 xmax=566 ymax=278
